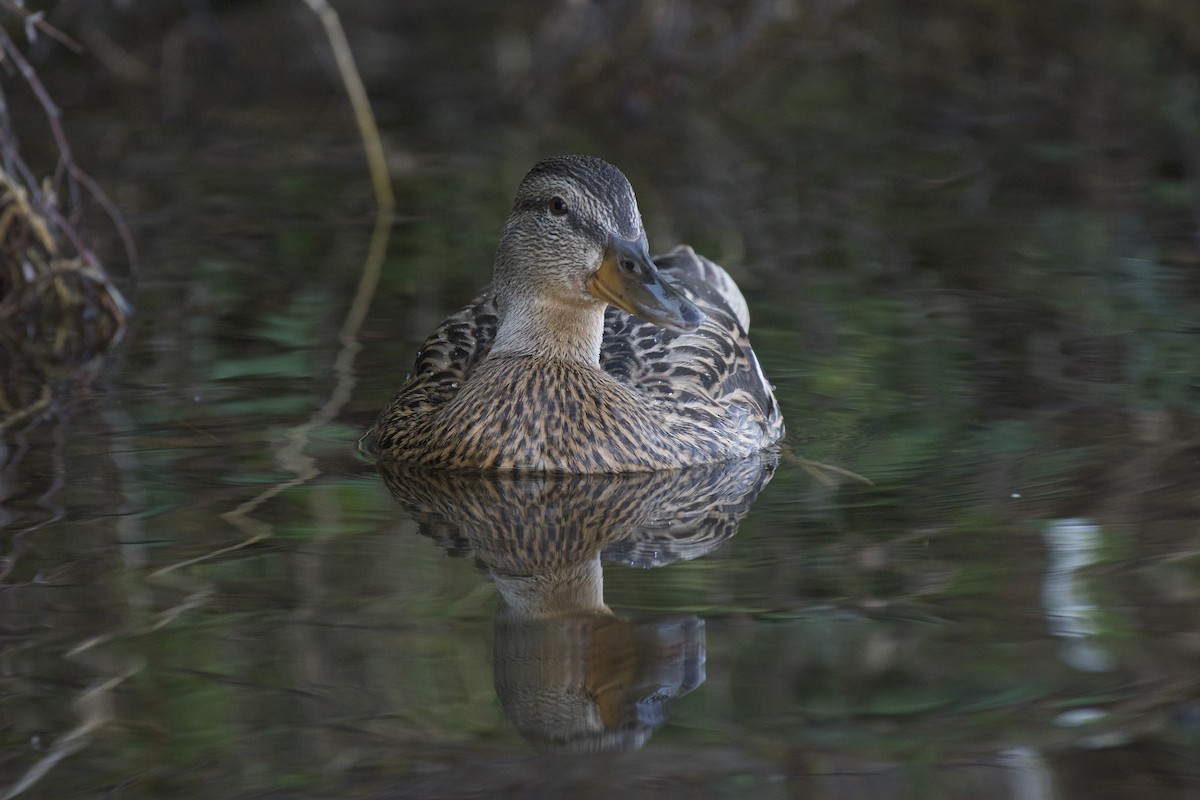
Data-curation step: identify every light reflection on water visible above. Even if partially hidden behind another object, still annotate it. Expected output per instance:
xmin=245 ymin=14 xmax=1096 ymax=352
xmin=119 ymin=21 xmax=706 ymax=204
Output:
xmin=1042 ymin=518 xmax=1117 ymax=674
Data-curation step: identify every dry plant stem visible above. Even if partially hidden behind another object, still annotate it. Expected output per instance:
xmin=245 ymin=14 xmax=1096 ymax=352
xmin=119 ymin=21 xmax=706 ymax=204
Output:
xmin=302 ymin=0 xmax=394 ymax=212
xmin=301 ymin=0 xmax=391 ymax=349
xmin=0 ymin=0 xmax=84 ymax=53
xmin=0 ymin=163 xmax=57 ymax=252
xmin=67 ymin=166 xmax=139 ymax=281
xmin=0 ymin=30 xmax=86 ymax=239
xmin=0 ymin=27 xmax=139 ymax=277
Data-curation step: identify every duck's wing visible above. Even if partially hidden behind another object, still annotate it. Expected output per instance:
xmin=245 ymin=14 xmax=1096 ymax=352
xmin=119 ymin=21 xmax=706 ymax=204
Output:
xmin=407 ymin=288 xmax=498 ymax=391
xmin=362 ymin=290 xmax=498 ymax=455
xmin=601 ymin=246 xmax=783 ymax=442
xmin=655 ymin=245 xmax=750 ymax=330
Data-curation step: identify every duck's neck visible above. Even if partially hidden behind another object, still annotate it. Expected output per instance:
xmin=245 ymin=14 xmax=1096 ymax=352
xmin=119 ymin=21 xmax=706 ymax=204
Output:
xmin=492 ymin=559 xmax=611 ymax=619
xmin=490 ymin=293 xmax=606 ymax=365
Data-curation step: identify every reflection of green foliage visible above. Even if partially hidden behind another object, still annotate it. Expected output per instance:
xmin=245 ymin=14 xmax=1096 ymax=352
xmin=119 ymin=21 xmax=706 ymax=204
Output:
xmin=382 ymin=167 xmax=512 ymax=303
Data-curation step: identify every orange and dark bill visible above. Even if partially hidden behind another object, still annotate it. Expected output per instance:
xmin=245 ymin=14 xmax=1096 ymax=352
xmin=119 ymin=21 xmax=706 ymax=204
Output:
xmin=587 ymin=235 xmax=704 ymax=332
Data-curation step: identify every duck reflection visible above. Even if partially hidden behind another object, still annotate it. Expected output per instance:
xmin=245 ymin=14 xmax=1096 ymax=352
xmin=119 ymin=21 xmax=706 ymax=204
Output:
xmin=377 ymin=455 xmax=775 ymax=751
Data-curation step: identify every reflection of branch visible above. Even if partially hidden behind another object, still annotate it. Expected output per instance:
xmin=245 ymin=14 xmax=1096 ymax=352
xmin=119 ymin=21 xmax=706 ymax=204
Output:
xmin=71 ymin=17 xmax=397 ymax=788
xmin=0 ymin=407 xmax=137 ymax=800
xmin=218 ymin=1 xmax=390 ymax=537
xmin=3 ymin=8 xmax=391 ymax=795
xmin=0 ymin=661 xmax=138 ymax=800
xmin=780 ymin=443 xmax=874 ymax=487
xmin=148 ymin=2 xmax=391 ymax=597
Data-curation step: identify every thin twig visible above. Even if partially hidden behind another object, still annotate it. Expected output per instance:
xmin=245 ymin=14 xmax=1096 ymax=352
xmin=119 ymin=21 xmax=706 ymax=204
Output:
xmin=0 ymin=27 xmax=139 ymax=276
xmin=0 ymin=0 xmax=85 ymax=53
xmin=69 ymin=162 xmax=139 ymax=281
xmin=302 ymin=0 xmax=395 ymax=213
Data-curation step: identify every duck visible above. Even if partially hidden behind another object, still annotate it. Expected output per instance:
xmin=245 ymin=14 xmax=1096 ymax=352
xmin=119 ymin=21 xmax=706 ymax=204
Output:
xmin=361 ymin=155 xmax=783 ymax=473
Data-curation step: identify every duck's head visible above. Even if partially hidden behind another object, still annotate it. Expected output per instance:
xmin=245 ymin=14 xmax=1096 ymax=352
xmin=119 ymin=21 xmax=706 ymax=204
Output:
xmin=492 ymin=155 xmax=704 ymax=333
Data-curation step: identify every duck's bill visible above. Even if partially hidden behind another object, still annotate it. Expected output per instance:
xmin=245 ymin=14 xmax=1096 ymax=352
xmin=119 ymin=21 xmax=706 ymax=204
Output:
xmin=588 ymin=236 xmax=705 ymax=332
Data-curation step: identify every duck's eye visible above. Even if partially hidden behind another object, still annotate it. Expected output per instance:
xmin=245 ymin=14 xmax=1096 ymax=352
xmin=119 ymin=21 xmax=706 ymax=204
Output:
xmin=549 ymin=196 xmax=569 ymax=216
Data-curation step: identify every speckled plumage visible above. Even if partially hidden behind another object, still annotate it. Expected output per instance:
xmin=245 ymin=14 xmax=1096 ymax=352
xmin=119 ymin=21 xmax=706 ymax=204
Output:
xmin=362 ymin=156 xmax=784 ymax=473
xmin=378 ymin=453 xmax=776 ymax=574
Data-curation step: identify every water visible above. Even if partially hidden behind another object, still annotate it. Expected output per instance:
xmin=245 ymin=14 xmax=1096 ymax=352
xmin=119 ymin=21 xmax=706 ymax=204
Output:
xmin=2 ymin=2 xmax=1199 ymax=797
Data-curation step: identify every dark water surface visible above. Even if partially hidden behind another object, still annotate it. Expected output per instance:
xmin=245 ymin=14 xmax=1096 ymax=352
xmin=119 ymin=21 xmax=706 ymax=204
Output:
xmin=3 ymin=2 xmax=1199 ymax=797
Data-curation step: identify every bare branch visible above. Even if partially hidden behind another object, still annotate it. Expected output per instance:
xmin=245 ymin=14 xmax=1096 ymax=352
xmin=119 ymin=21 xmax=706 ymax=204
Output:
xmin=0 ymin=0 xmax=85 ymax=53
xmin=0 ymin=27 xmax=138 ymax=275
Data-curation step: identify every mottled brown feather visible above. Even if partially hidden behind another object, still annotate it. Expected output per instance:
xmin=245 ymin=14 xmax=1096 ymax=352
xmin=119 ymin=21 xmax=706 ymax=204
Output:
xmin=362 ymin=158 xmax=783 ymax=473
xmin=379 ymin=453 xmax=776 ymax=573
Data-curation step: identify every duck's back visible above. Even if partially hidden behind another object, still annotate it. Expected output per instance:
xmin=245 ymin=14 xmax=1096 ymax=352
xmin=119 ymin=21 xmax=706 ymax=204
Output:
xmin=363 ymin=246 xmax=783 ymax=472
xmin=600 ymin=246 xmax=778 ymax=428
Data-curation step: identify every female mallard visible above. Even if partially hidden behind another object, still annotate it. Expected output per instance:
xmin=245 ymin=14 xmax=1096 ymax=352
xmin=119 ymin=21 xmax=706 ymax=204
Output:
xmin=362 ymin=155 xmax=783 ymax=472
